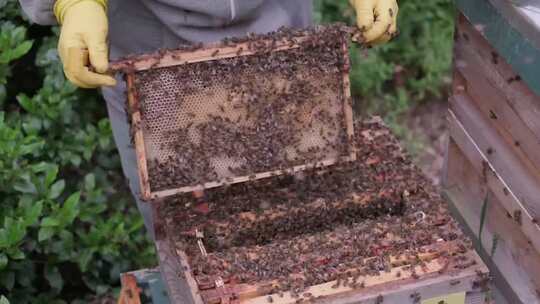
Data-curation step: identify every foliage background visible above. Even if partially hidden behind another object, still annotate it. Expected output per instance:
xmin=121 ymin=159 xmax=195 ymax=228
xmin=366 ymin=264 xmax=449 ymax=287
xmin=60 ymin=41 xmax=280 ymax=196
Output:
xmin=315 ymin=0 xmax=455 ymax=128
xmin=0 ymin=0 xmax=454 ymax=302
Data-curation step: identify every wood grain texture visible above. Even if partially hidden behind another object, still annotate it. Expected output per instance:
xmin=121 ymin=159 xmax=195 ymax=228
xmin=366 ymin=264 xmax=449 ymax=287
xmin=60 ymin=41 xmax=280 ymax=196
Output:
xmin=126 ymin=74 xmax=152 ymax=200
xmin=444 ymin=138 xmax=540 ymax=304
xmin=449 ymin=94 xmax=540 ymax=237
xmin=341 ymin=38 xmax=357 ymax=162
xmin=455 ymin=17 xmax=540 ymax=178
xmin=456 ymin=15 xmax=540 ymax=142
xmin=445 ymin=14 xmax=540 ymax=303
xmin=453 ymin=46 xmax=540 ymax=180
xmin=455 ymin=2 xmax=540 ymax=96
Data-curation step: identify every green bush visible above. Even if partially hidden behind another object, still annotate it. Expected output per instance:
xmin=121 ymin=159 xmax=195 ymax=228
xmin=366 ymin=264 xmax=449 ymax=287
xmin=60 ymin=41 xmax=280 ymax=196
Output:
xmin=315 ymin=0 xmax=455 ymax=120
xmin=0 ymin=1 xmax=154 ymax=303
xmin=0 ymin=1 xmax=455 ymax=302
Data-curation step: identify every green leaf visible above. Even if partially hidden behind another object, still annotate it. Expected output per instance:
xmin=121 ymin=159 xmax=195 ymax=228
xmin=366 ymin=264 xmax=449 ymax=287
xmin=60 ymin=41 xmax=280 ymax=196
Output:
xmin=0 ymin=295 xmax=9 ymax=304
xmin=0 ymin=51 xmax=12 ymax=64
xmin=23 ymin=200 xmax=43 ymax=226
xmin=60 ymin=192 xmax=80 ymax=225
xmin=19 ymin=141 xmax=44 ymax=155
xmin=48 ymin=180 xmax=65 ymax=200
xmin=0 ymin=229 xmax=7 ymax=248
xmin=78 ymin=249 xmax=94 ymax=272
xmin=5 ymin=218 xmax=25 ymax=247
xmin=7 ymin=248 xmax=24 ymax=260
xmin=16 ymin=94 xmax=35 ymax=113
xmin=13 ymin=177 xmax=37 ymax=194
xmin=84 ymin=173 xmax=95 ymax=190
xmin=0 ymin=253 xmax=7 ymax=270
xmin=98 ymin=136 xmax=109 ymax=149
xmin=31 ymin=162 xmax=51 ymax=173
xmin=45 ymin=165 xmax=59 ymax=187
xmin=44 ymin=265 xmax=63 ymax=291
xmin=22 ymin=116 xmax=42 ymax=134
xmin=69 ymin=154 xmax=82 ymax=166
xmin=41 ymin=217 xmax=60 ymax=227
xmin=11 ymin=40 xmax=33 ymax=60
xmin=127 ymin=217 xmax=144 ymax=233
xmin=38 ymin=227 xmax=54 ymax=242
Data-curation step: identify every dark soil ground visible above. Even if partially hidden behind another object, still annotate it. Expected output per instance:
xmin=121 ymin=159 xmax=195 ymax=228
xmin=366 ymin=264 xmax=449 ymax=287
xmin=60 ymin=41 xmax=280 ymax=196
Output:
xmin=403 ymin=100 xmax=448 ymax=186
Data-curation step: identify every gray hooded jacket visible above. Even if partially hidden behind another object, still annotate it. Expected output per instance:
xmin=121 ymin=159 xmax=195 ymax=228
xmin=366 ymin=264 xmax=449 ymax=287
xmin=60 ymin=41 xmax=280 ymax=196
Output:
xmin=19 ymin=0 xmax=313 ymax=59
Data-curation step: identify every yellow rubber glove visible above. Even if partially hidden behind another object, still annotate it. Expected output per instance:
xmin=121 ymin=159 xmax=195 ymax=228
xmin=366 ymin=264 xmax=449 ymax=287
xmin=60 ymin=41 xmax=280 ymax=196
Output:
xmin=350 ymin=0 xmax=399 ymax=45
xmin=54 ymin=0 xmax=116 ymax=88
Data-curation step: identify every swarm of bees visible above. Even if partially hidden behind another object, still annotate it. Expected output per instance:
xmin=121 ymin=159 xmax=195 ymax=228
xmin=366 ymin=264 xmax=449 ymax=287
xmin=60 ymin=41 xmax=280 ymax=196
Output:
xmin=128 ymin=24 xmax=354 ymax=192
xmin=157 ymin=119 xmax=475 ymax=298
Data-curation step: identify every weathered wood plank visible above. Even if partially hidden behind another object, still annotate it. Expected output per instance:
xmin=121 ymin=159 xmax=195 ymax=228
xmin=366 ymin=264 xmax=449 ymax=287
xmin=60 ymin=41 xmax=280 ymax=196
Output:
xmin=447 ymin=100 xmax=540 ymax=253
xmin=453 ymin=36 xmax=540 ymax=179
xmin=341 ymin=39 xmax=357 ymax=162
xmin=447 ymin=11 xmax=540 ymax=302
xmin=454 ymin=1 xmax=540 ymax=96
xmin=126 ymin=73 xmax=151 ymax=200
xmin=444 ymin=128 xmax=540 ymax=303
xmin=456 ymin=14 xmax=540 ymax=141
xmin=449 ymin=94 xmax=540 ymax=228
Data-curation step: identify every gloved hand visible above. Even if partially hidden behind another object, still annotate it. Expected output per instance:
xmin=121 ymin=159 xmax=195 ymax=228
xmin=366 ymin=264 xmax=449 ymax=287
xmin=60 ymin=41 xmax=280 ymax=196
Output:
xmin=54 ymin=0 xmax=116 ymax=88
xmin=349 ymin=0 xmax=399 ymax=45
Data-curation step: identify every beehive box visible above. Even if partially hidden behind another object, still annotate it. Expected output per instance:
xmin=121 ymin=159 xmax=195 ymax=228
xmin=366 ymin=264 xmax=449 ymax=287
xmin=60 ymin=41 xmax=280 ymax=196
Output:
xmin=444 ymin=1 xmax=540 ymax=303
xmin=149 ymin=118 xmax=489 ymax=304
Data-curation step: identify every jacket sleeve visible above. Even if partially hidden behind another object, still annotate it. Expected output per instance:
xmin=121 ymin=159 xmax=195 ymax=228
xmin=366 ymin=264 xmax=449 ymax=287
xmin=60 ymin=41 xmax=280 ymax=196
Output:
xmin=18 ymin=0 xmax=57 ymax=25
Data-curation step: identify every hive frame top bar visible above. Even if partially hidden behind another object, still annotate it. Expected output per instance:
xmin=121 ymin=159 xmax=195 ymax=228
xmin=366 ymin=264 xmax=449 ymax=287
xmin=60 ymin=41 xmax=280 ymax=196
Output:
xmin=110 ymin=25 xmax=358 ymax=72
xmin=111 ymin=37 xmax=307 ymax=73
xmin=115 ymin=25 xmax=357 ymax=201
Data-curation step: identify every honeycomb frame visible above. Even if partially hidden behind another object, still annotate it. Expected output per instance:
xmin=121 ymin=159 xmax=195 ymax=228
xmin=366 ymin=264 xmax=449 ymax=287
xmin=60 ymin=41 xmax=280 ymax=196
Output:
xmin=113 ymin=29 xmax=356 ymax=201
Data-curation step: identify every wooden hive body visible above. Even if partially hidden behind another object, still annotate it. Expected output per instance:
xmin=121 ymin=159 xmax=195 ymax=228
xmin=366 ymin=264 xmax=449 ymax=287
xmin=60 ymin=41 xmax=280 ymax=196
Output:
xmin=445 ymin=1 xmax=540 ymax=303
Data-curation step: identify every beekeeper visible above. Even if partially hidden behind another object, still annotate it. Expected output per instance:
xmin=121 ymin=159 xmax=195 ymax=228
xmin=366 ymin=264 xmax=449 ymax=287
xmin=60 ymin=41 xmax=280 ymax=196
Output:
xmin=18 ymin=0 xmax=399 ymax=237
